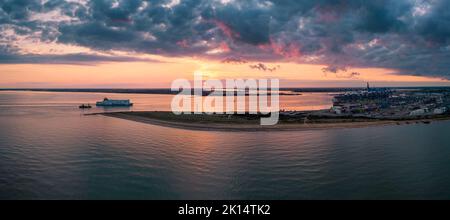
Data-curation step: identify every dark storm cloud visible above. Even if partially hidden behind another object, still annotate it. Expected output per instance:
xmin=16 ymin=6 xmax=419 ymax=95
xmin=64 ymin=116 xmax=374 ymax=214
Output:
xmin=1 ymin=0 xmax=450 ymax=78
xmin=322 ymin=65 xmax=360 ymax=78
xmin=221 ymin=56 xmax=248 ymax=64
xmin=0 ymin=51 xmax=159 ymax=64
xmin=249 ymin=63 xmax=280 ymax=72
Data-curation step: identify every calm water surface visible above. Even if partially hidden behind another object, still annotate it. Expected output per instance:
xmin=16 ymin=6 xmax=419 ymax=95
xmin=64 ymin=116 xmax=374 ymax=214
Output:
xmin=0 ymin=91 xmax=450 ymax=199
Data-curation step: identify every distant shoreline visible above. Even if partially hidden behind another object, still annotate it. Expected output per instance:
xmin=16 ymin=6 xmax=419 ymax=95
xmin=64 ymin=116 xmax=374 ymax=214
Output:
xmin=0 ymin=88 xmax=300 ymax=96
xmin=91 ymin=111 xmax=450 ymax=132
xmin=2 ymin=87 xmax=450 ymax=94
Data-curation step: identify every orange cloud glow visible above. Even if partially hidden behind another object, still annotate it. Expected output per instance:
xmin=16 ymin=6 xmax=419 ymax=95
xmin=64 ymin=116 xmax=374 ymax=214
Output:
xmin=0 ymin=54 xmax=449 ymax=88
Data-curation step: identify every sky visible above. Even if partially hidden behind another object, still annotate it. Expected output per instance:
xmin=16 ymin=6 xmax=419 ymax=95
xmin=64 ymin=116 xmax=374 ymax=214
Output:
xmin=1 ymin=0 xmax=450 ymax=88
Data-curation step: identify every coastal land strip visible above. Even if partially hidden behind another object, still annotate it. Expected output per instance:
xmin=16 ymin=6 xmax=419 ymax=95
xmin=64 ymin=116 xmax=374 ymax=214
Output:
xmin=90 ymin=111 xmax=450 ymax=132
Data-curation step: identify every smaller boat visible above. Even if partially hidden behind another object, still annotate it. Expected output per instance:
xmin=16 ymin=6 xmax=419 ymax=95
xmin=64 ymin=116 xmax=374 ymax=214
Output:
xmin=79 ymin=104 xmax=92 ymax=109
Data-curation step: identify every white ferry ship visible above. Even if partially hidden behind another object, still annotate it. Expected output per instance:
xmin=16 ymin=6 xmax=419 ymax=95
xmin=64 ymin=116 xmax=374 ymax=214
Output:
xmin=96 ymin=98 xmax=133 ymax=107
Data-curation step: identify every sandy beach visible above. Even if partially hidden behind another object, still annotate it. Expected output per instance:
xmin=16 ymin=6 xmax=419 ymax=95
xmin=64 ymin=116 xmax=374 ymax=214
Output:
xmin=91 ymin=111 xmax=450 ymax=132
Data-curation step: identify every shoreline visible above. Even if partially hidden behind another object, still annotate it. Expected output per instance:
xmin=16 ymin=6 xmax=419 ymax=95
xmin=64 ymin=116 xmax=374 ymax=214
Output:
xmin=91 ymin=111 xmax=450 ymax=132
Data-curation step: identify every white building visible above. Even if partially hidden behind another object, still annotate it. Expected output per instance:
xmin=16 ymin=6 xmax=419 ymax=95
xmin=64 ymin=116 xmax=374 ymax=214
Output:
xmin=433 ymin=107 xmax=447 ymax=115
xmin=331 ymin=106 xmax=342 ymax=115
xmin=409 ymin=108 xmax=429 ymax=116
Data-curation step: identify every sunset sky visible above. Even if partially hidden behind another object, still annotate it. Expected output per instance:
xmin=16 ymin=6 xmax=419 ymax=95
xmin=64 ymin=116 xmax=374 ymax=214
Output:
xmin=1 ymin=0 xmax=450 ymax=88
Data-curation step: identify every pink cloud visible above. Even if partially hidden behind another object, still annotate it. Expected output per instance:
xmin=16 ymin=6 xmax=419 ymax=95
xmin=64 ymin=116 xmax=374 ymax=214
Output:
xmin=259 ymin=39 xmax=301 ymax=59
xmin=212 ymin=20 xmax=240 ymax=39
xmin=176 ymin=40 xmax=189 ymax=48
xmin=219 ymin=41 xmax=230 ymax=52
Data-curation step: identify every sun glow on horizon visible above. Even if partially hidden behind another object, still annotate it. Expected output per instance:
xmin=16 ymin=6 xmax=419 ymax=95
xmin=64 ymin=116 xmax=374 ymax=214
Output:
xmin=0 ymin=54 xmax=449 ymax=88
